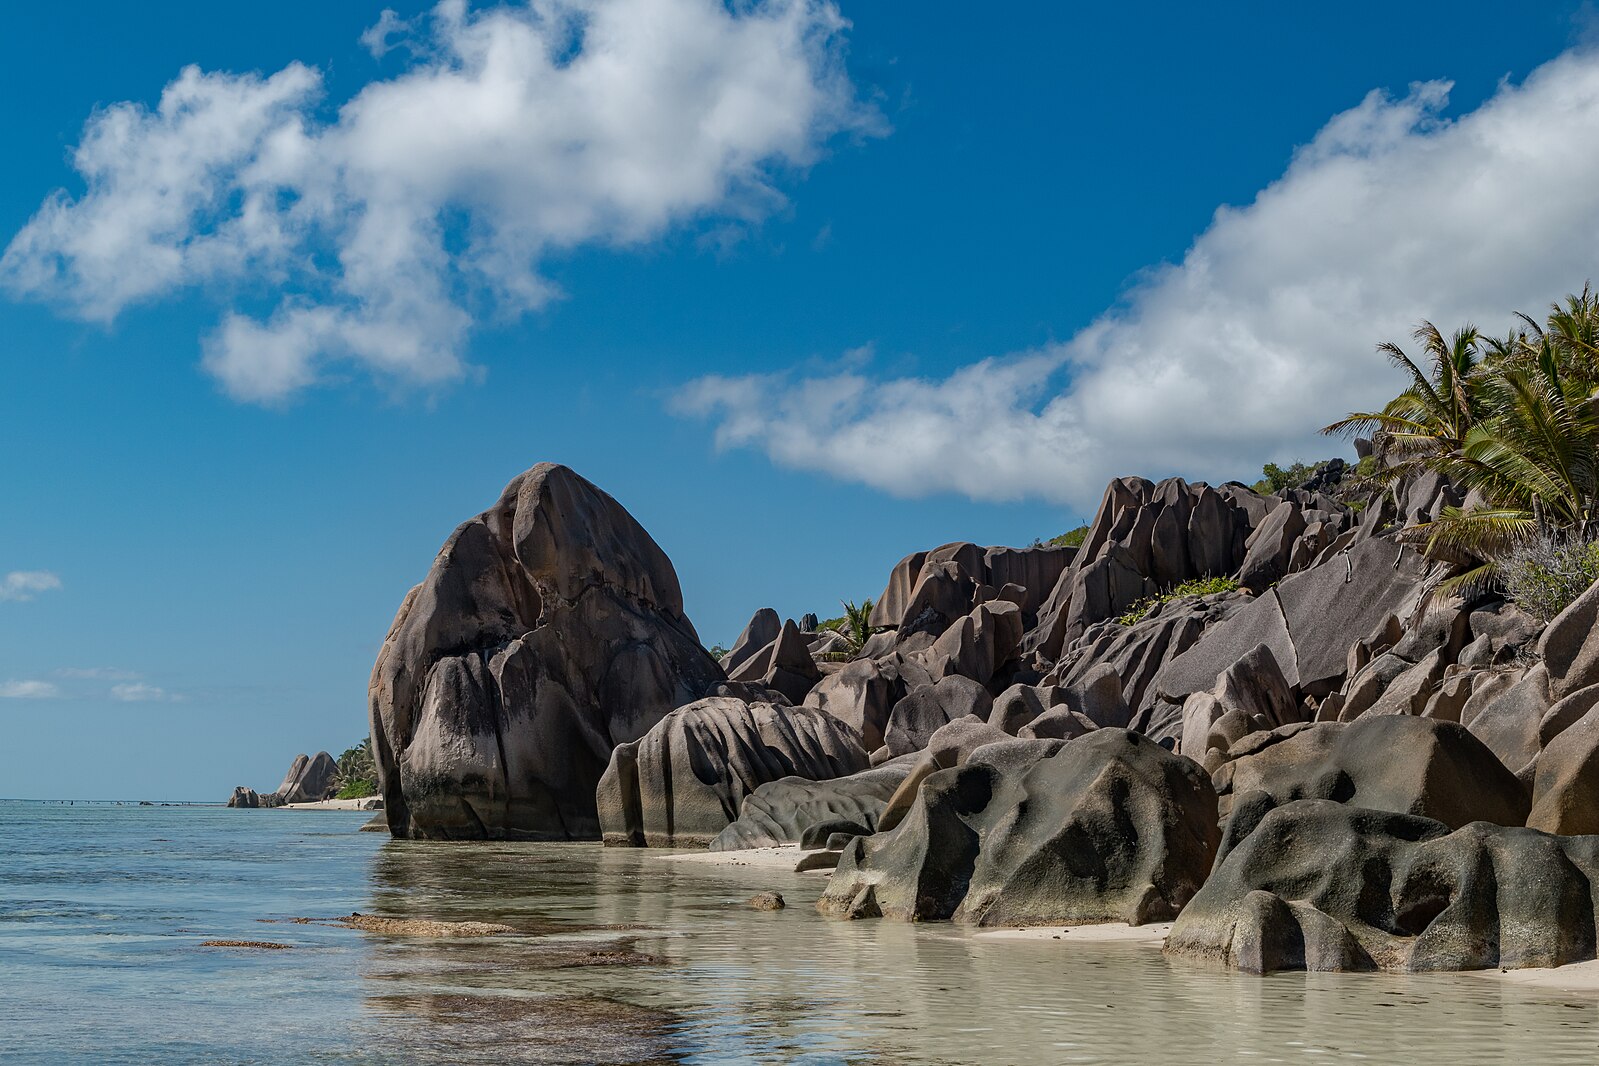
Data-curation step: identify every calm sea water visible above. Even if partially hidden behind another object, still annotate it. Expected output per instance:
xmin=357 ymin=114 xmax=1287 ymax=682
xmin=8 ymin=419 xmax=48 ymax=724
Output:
xmin=5 ymin=799 xmax=1599 ymax=1064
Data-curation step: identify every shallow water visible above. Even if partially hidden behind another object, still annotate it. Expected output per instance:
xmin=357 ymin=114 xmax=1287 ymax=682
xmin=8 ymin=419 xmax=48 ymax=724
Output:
xmin=5 ymin=800 xmax=1599 ymax=1064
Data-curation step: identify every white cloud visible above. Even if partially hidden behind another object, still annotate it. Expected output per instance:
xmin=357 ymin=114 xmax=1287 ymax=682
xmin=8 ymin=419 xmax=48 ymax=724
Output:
xmin=110 ymin=682 xmax=173 ymax=702
xmin=3 ymin=0 xmax=876 ymax=402
xmin=0 ymin=571 xmax=62 ymax=602
xmin=677 ymin=49 xmax=1599 ymax=509
xmin=0 ymin=680 xmax=61 ymax=699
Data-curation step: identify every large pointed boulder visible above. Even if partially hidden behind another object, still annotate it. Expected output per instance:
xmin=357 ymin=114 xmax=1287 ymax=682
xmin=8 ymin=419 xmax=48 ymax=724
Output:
xmin=369 ymin=463 xmax=723 ymax=840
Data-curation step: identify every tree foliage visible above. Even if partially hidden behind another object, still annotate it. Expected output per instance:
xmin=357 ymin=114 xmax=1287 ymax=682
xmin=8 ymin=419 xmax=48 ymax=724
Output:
xmin=1324 ymin=285 xmax=1599 ymax=602
xmin=334 ymin=738 xmax=378 ymax=796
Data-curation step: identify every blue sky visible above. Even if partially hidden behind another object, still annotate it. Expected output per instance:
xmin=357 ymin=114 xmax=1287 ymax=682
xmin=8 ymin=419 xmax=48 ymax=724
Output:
xmin=2 ymin=1 xmax=1595 ymax=799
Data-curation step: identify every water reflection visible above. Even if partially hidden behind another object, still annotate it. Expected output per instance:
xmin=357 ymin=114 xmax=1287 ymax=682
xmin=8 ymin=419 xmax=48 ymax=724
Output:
xmin=357 ymin=840 xmax=1599 ymax=1064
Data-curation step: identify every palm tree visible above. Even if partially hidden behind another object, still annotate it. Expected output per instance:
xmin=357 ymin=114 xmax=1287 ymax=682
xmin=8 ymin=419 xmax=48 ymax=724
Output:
xmin=1419 ymin=349 xmax=1599 ymax=567
xmin=1325 ymin=290 xmax=1599 ymax=594
xmin=837 ymin=599 xmax=876 ymax=653
xmin=1322 ymin=321 xmax=1486 ymax=489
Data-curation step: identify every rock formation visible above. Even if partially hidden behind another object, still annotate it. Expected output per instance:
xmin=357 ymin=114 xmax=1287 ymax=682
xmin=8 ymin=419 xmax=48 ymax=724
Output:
xmin=360 ymin=456 xmax=1599 ymax=978
xmin=818 ymin=729 xmax=1219 ymax=926
xmin=369 ymin=463 xmax=723 ymax=840
xmin=274 ymin=752 xmax=340 ymax=804
xmin=709 ymin=756 xmax=920 ymax=851
xmin=597 ymin=697 xmax=869 ymax=847
xmin=1167 ymin=799 xmax=1599 ymax=973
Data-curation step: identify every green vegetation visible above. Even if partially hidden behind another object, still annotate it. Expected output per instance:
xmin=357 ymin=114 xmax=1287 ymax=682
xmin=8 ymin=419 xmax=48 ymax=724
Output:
xmin=333 ymin=738 xmax=379 ymax=798
xmin=1253 ymin=460 xmax=1321 ymax=494
xmin=819 ymin=598 xmax=878 ymax=654
xmin=707 ymin=644 xmax=730 ymax=660
xmin=1500 ymin=533 xmax=1599 ymax=622
xmin=1046 ymin=525 xmax=1090 ymax=548
xmin=1115 ymin=576 xmax=1241 ymax=626
xmin=1324 ymin=285 xmax=1599 ymax=608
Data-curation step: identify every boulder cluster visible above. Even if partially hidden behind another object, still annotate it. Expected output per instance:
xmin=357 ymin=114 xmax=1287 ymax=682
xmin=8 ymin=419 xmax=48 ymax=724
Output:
xmin=368 ymin=459 xmax=1599 ymax=975
xmin=226 ymin=751 xmax=340 ymax=808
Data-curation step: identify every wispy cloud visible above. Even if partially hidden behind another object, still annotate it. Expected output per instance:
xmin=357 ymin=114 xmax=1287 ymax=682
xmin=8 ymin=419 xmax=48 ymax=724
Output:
xmin=2 ymin=0 xmax=878 ymax=403
xmin=55 ymin=667 xmax=141 ymax=681
xmin=0 ymin=571 xmax=62 ymax=602
xmin=0 ymin=680 xmax=61 ymax=699
xmin=110 ymin=682 xmax=177 ymax=703
xmin=677 ymin=49 xmax=1599 ymax=508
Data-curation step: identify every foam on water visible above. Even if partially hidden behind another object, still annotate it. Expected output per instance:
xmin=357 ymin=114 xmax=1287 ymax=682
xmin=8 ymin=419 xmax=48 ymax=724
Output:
xmin=4 ymin=799 xmax=1599 ymax=1064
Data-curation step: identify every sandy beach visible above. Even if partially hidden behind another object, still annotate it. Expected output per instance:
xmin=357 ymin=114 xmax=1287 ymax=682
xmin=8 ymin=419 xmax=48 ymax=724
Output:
xmin=657 ymin=844 xmax=820 ymax=872
xmin=974 ymin=921 xmax=1174 ymax=944
xmin=279 ymin=798 xmax=382 ymax=811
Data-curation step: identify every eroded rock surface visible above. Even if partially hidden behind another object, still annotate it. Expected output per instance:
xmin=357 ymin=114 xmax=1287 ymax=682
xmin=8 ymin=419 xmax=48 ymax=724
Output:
xmin=1168 ymin=800 xmax=1599 ymax=973
xmin=369 ymin=463 xmax=723 ymax=840
xmin=597 ymin=697 xmax=868 ymax=847
xmin=817 ymin=729 xmax=1218 ymax=926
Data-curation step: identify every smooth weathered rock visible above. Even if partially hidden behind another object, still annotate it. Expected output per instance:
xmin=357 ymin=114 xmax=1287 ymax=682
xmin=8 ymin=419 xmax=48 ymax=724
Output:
xmin=1017 ymin=706 xmax=1100 ymax=741
xmin=1168 ymin=800 xmax=1599 ymax=973
xmin=817 ymin=729 xmax=1219 ymax=927
xmin=874 ymin=716 xmax=1019 ymax=834
xmin=869 ymin=550 xmax=931 ymax=629
xmin=722 ymin=608 xmax=781 ymax=675
xmin=227 ymin=787 xmax=264 ymax=809
xmin=274 ymin=752 xmax=339 ymax=804
xmin=1052 ymin=594 xmax=1231 ymax=721
xmin=988 ymin=682 xmax=1067 ymax=735
xmin=925 ymin=600 xmax=1023 ymax=685
xmin=883 ymin=676 xmax=994 ymax=757
xmin=1156 ymin=537 xmax=1428 ymax=702
xmin=1539 ymin=577 xmax=1599 ymax=701
xmin=1063 ymin=662 xmax=1132 ymax=728
xmin=369 ymin=463 xmax=723 ymax=840
xmin=598 ymin=698 xmax=868 ymax=848
xmin=709 ymin=756 xmax=920 ymax=851
xmin=1530 ymin=704 xmax=1599 ymax=835
xmin=1463 ymin=662 xmax=1552 ymax=781
xmin=982 ymin=545 xmax=1076 ymax=624
xmin=727 ymin=619 xmax=823 ymax=705
xmin=803 ymin=657 xmax=906 ymax=751
xmin=1213 ymin=715 xmax=1529 ymax=844
xmin=1237 ymin=501 xmax=1307 ymax=592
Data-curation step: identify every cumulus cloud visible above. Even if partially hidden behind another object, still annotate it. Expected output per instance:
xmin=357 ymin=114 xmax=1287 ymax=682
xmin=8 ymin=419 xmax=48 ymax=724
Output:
xmin=0 ymin=571 xmax=62 ymax=602
xmin=0 ymin=680 xmax=61 ymax=699
xmin=677 ymin=49 xmax=1599 ymax=509
xmin=3 ymin=0 xmax=875 ymax=402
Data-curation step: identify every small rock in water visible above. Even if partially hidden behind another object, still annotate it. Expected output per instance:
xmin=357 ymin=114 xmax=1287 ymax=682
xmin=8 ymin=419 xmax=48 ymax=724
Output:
xmin=747 ymin=892 xmax=786 ymax=911
xmin=201 ymin=940 xmax=290 ymax=950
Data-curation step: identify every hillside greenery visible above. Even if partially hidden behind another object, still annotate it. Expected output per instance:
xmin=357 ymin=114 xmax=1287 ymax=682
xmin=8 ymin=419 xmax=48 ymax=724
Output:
xmin=334 ymin=739 xmax=378 ymax=799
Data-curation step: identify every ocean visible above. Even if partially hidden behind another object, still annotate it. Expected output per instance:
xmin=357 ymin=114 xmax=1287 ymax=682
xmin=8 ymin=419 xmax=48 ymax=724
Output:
xmin=5 ymin=799 xmax=1599 ymax=1064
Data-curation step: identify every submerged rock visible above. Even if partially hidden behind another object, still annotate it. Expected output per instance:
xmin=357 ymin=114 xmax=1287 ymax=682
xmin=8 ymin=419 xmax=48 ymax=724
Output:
xmin=817 ymin=729 xmax=1219 ymax=927
xmin=368 ymin=463 xmax=723 ymax=840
